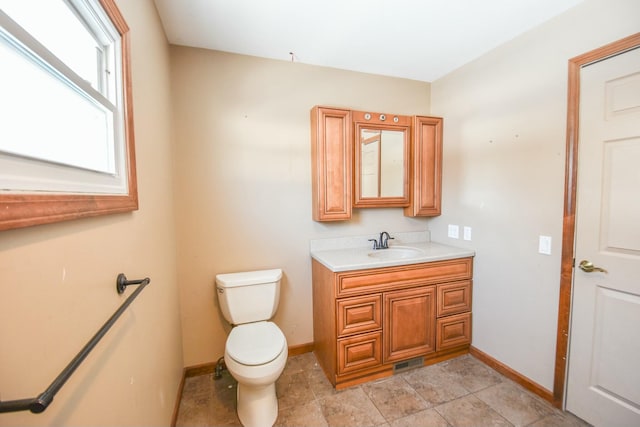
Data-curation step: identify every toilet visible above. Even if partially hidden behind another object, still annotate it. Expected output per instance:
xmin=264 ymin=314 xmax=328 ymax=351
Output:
xmin=215 ymin=268 xmax=288 ymax=427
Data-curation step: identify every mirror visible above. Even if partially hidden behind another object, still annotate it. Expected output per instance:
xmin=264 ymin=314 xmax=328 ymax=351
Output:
xmin=354 ymin=111 xmax=410 ymax=207
xmin=359 ymin=129 xmax=404 ymax=197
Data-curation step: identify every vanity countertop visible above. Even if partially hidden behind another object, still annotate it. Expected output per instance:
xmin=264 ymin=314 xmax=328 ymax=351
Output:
xmin=310 ymin=240 xmax=475 ymax=272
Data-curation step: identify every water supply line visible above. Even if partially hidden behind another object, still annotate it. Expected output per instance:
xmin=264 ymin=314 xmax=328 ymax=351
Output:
xmin=214 ymin=357 xmax=226 ymax=380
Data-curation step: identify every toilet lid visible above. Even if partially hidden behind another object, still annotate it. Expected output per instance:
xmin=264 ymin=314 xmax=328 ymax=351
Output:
xmin=226 ymin=322 xmax=285 ymax=366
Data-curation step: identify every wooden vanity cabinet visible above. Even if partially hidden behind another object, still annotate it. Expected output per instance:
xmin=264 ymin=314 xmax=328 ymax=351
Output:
xmin=312 ymin=257 xmax=473 ymax=389
xmin=405 ymin=115 xmax=443 ymax=217
xmin=310 ymin=106 xmax=352 ymax=221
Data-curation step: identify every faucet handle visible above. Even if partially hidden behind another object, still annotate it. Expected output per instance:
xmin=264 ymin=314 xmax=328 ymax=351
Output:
xmin=368 ymin=239 xmax=379 ymax=250
xmin=386 ymin=236 xmax=395 ymax=248
xmin=379 ymin=231 xmax=394 ymax=249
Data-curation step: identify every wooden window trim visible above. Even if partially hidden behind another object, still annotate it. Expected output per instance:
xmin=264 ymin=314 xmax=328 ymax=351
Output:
xmin=0 ymin=0 xmax=137 ymax=231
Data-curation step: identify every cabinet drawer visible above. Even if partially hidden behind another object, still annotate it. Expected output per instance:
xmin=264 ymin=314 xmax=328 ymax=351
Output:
xmin=336 ymin=257 xmax=473 ymax=297
xmin=436 ymin=312 xmax=471 ymax=351
xmin=338 ymin=331 xmax=382 ymax=375
xmin=437 ymin=280 xmax=472 ymax=317
xmin=337 ymin=294 xmax=382 ymax=337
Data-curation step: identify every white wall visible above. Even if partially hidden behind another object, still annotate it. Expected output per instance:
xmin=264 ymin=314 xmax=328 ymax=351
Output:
xmin=429 ymin=0 xmax=640 ymax=391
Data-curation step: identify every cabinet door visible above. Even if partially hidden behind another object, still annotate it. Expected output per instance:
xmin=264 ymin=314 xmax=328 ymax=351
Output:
xmin=310 ymin=106 xmax=352 ymax=221
xmin=383 ymin=286 xmax=436 ymax=363
xmin=405 ymin=116 xmax=442 ymax=217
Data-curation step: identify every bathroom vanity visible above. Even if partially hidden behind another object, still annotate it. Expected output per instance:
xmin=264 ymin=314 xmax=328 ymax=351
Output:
xmin=311 ymin=236 xmax=474 ymax=389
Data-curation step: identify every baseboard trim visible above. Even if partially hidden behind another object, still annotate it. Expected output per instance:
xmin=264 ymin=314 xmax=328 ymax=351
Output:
xmin=184 ymin=361 xmax=217 ymax=377
xmin=288 ymin=342 xmax=314 ymax=356
xmin=171 ymin=370 xmax=186 ymax=427
xmin=469 ymin=346 xmax=556 ymax=407
xmin=183 ymin=342 xmax=314 ymax=378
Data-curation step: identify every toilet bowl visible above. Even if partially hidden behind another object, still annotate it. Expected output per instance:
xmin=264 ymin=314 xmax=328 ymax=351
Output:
xmin=215 ymin=269 xmax=288 ymax=427
xmin=224 ymin=321 xmax=287 ymax=427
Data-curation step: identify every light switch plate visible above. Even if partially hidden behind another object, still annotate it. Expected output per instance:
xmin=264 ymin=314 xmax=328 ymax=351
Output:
xmin=463 ymin=226 xmax=472 ymax=241
xmin=448 ymin=224 xmax=459 ymax=239
xmin=539 ymin=235 xmax=552 ymax=255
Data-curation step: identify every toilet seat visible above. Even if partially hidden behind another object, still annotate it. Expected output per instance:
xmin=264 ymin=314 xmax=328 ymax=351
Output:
xmin=226 ymin=321 xmax=285 ymax=366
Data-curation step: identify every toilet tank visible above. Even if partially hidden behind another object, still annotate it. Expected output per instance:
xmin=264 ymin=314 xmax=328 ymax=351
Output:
xmin=215 ymin=268 xmax=282 ymax=325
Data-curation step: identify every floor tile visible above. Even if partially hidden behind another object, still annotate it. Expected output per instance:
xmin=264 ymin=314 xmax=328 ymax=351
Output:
xmin=361 ymin=375 xmax=428 ymax=421
xmin=528 ymin=409 xmax=591 ymax=427
xmin=475 ymin=381 xmax=555 ymax=426
xmin=388 ymin=408 xmax=450 ymax=427
xmin=176 ymin=373 xmax=241 ymax=427
xmin=435 ymin=394 xmax=513 ymax=427
xmin=319 ymin=387 xmax=386 ymax=427
xmin=276 ymin=370 xmax=316 ymax=411
xmin=275 ymin=400 xmax=328 ymax=427
xmin=440 ymin=354 xmax=505 ymax=392
xmin=402 ymin=364 xmax=470 ymax=407
xmin=175 ymin=352 xmax=589 ymax=427
xmin=306 ymin=362 xmax=343 ymax=399
xmin=281 ymin=351 xmax=317 ymax=376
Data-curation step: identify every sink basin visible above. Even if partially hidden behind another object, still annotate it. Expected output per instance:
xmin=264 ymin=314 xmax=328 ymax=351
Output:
xmin=368 ymin=246 xmax=425 ymax=260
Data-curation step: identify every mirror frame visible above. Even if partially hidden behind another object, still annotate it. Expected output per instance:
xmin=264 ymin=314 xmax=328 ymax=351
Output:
xmin=353 ymin=110 xmax=411 ymax=208
xmin=0 ymin=0 xmax=138 ymax=231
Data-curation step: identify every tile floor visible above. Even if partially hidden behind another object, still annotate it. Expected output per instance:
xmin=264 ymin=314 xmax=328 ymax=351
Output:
xmin=175 ymin=353 xmax=590 ymax=427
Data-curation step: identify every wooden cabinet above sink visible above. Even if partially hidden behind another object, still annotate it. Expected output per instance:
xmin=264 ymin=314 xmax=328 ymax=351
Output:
xmin=310 ymin=106 xmax=443 ymax=221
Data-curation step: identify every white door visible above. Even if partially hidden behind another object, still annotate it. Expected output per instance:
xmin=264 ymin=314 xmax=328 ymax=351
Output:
xmin=566 ymin=47 xmax=640 ymax=426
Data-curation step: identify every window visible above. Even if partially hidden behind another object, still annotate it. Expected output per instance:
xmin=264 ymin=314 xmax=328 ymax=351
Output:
xmin=0 ymin=0 xmax=137 ymax=230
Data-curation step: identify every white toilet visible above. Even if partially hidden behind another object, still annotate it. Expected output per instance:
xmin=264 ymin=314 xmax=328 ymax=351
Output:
xmin=215 ymin=268 xmax=288 ymax=427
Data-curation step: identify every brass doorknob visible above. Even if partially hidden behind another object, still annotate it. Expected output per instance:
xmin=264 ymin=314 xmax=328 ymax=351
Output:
xmin=578 ymin=260 xmax=608 ymax=274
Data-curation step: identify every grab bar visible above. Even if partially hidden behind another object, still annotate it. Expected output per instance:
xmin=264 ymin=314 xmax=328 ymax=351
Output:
xmin=0 ymin=274 xmax=150 ymax=414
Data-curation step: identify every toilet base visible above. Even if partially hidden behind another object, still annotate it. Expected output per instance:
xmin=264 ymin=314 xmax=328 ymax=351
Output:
xmin=236 ymin=382 xmax=278 ymax=427
xmin=223 ymin=322 xmax=287 ymax=427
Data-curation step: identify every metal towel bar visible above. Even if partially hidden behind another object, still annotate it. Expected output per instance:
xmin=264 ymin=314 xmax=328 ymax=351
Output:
xmin=0 ymin=274 xmax=150 ymax=414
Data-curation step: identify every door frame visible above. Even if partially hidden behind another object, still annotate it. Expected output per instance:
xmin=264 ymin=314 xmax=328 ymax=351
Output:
xmin=553 ymin=32 xmax=640 ymax=408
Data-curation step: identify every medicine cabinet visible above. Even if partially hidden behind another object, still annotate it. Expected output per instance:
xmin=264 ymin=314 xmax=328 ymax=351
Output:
xmin=310 ymin=106 xmax=442 ymax=221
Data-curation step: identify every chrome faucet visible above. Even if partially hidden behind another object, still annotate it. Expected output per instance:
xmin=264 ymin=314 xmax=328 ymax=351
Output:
xmin=369 ymin=231 xmax=394 ymax=250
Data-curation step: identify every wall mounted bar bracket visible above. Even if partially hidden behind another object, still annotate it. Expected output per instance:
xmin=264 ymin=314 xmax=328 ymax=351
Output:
xmin=116 ymin=273 xmax=150 ymax=294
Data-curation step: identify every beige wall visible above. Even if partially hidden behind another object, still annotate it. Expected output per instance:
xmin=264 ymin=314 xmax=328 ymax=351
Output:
xmin=4 ymin=1 xmax=634 ymax=422
xmin=0 ymin=1 xmax=183 ymax=425
xmin=170 ymin=48 xmax=432 ymax=366
xmin=429 ymin=0 xmax=640 ymax=391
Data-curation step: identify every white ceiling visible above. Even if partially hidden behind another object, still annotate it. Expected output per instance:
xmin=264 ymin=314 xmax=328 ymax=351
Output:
xmin=153 ymin=0 xmax=583 ymax=82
